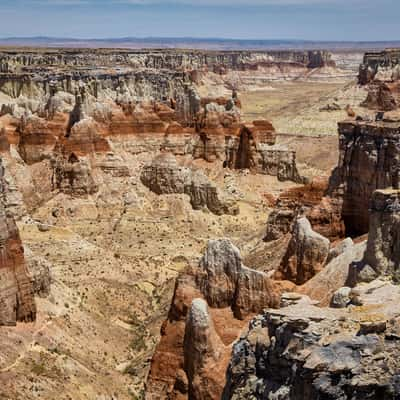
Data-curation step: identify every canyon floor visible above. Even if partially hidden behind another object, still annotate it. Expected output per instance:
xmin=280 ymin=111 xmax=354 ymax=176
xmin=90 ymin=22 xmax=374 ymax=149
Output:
xmin=241 ymin=80 xmax=367 ymax=135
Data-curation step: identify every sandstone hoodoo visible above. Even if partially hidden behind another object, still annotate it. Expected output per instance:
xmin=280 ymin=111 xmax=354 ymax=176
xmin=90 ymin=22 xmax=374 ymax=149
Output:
xmin=0 ymin=159 xmax=36 ymax=326
xmin=146 ymin=239 xmax=283 ymax=399
xmin=276 ymin=216 xmax=330 ymax=285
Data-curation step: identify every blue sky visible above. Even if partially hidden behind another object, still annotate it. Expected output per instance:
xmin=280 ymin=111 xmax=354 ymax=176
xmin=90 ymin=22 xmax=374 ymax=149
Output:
xmin=0 ymin=0 xmax=398 ymax=41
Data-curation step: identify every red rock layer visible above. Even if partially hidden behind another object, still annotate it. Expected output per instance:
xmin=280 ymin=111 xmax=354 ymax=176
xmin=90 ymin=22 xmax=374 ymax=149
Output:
xmin=0 ymin=160 xmax=36 ymax=325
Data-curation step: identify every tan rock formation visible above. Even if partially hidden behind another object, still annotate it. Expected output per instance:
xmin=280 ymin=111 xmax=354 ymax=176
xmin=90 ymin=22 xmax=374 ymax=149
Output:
xmin=141 ymin=153 xmax=238 ymax=215
xmin=276 ymin=217 xmax=330 ymax=285
xmin=52 ymin=153 xmax=98 ymax=196
xmin=197 ymin=239 xmax=280 ymax=318
xmin=184 ymin=299 xmax=226 ymax=400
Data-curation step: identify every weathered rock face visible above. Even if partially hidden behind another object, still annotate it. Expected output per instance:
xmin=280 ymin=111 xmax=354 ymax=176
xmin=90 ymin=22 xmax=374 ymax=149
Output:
xmin=225 ymin=290 xmax=400 ymax=400
xmin=0 ymin=49 xmax=335 ymax=76
xmin=276 ymin=217 xmax=330 ymax=285
xmin=361 ymin=81 xmax=400 ymax=111
xmin=18 ymin=114 xmax=66 ymax=164
xmin=52 ymin=153 xmax=98 ymax=196
xmin=299 ymin=240 xmax=366 ymax=306
xmin=23 ymin=245 xmax=52 ymax=298
xmin=363 ymin=189 xmax=400 ymax=282
xmin=197 ymin=239 xmax=280 ymax=318
xmin=64 ymin=118 xmax=111 ymax=156
xmin=225 ymin=123 xmax=304 ymax=183
xmin=330 ymin=119 xmax=400 ymax=236
xmin=184 ymin=299 xmax=226 ymax=400
xmin=146 ymin=239 xmax=281 ymax=399
xmin=264 ymin=178 xmax=344 ymax=243
xmin=197 ymin=239 xmax=242 ymax=308
xmin=0 ymin=159 xmax=36 ymax=325
xmin=141 ymin=153 xmax=239 ymax=215
xmin=359 ymin=49 xmax=400 ymax=112
xmin=359 ymin=49 xmax=400 ymax=85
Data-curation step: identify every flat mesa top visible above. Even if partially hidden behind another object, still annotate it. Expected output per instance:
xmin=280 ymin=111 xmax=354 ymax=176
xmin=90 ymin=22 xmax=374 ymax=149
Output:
xmin=0 ymin=47 xmax=331 ymax=55
xmin=340 ymin=118 xmax=400 ymax=130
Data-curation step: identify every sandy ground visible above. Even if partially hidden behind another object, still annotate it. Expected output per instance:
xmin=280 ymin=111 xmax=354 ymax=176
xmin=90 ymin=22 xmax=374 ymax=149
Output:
xmin=241 ymin=81 xmax=368 ymax=135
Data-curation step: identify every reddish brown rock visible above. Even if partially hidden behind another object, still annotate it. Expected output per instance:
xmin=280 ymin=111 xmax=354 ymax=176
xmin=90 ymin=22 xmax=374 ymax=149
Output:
xmin=361 ymin=81 xmax=400 ymax=111
xmin=18 ymin=114 xmax=67 ymax=164
xmin=62 ymin=118 xmax=111 ymax=156
xmin=146 ymin=239 xmax=281 ymax=399
xmin=184 ymin=299 xmax=227 ymax=400
xmin=0 ymin=159 xmax=36 ymax=325
xmin=265 ymin=177 xmax=344 ymax=242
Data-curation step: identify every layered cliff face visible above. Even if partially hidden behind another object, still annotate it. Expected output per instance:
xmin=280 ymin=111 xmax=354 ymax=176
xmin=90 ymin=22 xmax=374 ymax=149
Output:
xmin=359 ymin=49 xmax=400 ymax=111
xmin=0 ymin=49 xmax=335 ymax=109
xmin=359 ymin=49 xmax=400 ymax=85
xmin=330 ymin=119 xmax=400 ymax=236
xmin=0 ymin=159 xmax=36 ymax=326
xmin=0 ymin=49 xmax=334 ymax=75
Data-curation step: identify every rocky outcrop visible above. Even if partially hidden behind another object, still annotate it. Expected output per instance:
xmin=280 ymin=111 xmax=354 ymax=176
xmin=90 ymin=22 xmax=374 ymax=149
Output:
xmin=330 ymin=119 xmax=400 ymax=236
xmin=362 ymin=189 xmax=400 ymax=282
xmin=225 ymin=123 xmax=304 ymax=183
xmin=276 ymin=217 xmax=330 ymax=285
xmin=197 ymin=239 xmax=280 ymax=318
xmin=225 ymin=286 xmax=400 ymax=400
xmin=359 ymin=49 xmax=400 ymax=85
xmin=18 ymin=114 xmax=65 ymax=164
xmin=51 ymin=153 xmax=98 ymax=196
xmin=24 ymin=245 xmax=52 ymax=298
xmin=265 ymin=178 xmax=343 ymax=243
xmin=0 ymin=159 xmax=36 ymax=325
xmin=146 ymin=239 xmax=282 ymax=399
xmin=361 ymin=81 xmax=400 ymax=111
xmin=299 ymin=240 xmax=366 ymax=306
xmin=184 ymin=299 xmax=226 ymax=400
xmin=141 ymin=153 xmax=238 ymax=215
xmin=359 ymin=49 xmax=400 ymax=112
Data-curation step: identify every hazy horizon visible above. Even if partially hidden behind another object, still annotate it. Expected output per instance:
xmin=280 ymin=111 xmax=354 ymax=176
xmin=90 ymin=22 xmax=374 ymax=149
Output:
xmin=0 ymin=0 xmax=399 ymax=42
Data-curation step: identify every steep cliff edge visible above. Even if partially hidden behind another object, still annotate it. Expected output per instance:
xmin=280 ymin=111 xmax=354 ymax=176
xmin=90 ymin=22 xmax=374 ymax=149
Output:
xmin=331 ymin=119 xmax=400 ymax=236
